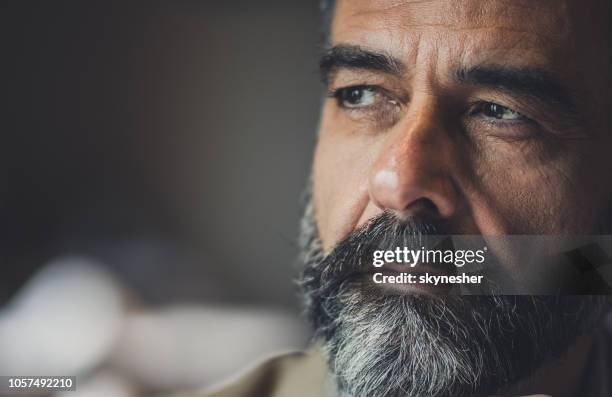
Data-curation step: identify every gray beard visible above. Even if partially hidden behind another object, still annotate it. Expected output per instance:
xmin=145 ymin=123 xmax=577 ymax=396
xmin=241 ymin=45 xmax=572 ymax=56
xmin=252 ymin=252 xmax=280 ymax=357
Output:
xmin=298 ymin=197 xmax=611 ymax=397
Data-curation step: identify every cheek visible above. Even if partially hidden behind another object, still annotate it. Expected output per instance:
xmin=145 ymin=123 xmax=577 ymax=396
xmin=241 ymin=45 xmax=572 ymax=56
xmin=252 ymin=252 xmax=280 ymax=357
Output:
xmin=312 ymin=121 xmax=379 ymax=252
xmin=469 ymin=142 xmax=602 ymax=234
xmin=312 ymin=135 xmax=335 ymax=249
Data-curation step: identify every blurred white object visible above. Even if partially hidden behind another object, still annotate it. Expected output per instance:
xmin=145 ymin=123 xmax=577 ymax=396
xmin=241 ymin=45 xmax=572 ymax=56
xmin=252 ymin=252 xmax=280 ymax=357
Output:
xmin=0 ymin=255 xmax=308 ymax=394
xmin=111 ymin=305 xmax=308 ymax=390
xmin=0 ymin=257 xmax=124 ymax=375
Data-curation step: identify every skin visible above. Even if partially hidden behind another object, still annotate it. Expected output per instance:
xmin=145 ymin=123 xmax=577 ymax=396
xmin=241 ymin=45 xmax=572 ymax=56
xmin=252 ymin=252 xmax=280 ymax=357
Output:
xmin=312 ymin=0 xmax=611 ymax=395
xmin=315 ymin=0 xmax=612 ymax=252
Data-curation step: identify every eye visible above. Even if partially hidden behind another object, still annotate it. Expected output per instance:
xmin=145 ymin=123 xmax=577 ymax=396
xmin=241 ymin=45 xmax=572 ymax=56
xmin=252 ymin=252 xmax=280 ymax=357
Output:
xmin=328 ymin=84 xmax=404 ymax=129
xmin=478 ymin=102 xmax=527 ymax=122
xmin=466 ymin=101 xmax=541 ymax=140
xmin=334 ymin=85 xmax=381 ymax=109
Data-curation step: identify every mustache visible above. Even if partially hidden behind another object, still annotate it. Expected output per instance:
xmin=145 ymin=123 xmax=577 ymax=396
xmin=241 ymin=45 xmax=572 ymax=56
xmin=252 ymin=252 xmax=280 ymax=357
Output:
xmin=301 ymin=209 xmax=612 ymax=296
xmin=300 ymin=211 xmax=456 ymax=295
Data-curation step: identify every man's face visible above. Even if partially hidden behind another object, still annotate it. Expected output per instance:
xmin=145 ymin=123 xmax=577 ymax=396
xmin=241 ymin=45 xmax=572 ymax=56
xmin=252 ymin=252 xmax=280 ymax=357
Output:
xmin=314 ymin=0 xmax=611 ymax=251
xmin=301 ymin=1 xmax=612 ymax=396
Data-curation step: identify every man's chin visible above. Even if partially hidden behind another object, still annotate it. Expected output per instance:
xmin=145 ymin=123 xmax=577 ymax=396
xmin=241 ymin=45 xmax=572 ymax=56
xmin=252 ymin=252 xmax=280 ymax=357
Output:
xmin=316 ymin=293 xmax=496 ymax=397
xmin=308 ymin=292 xmax=604 ymax=397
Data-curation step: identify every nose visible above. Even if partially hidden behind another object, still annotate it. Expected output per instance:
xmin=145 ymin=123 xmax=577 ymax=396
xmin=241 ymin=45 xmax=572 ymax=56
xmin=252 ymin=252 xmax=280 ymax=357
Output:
xmin=368 ymin=102 xmax=459 ymax=220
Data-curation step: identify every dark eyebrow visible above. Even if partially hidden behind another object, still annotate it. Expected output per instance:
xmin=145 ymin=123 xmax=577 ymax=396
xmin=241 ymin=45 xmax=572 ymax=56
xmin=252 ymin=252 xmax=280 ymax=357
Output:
xmin=319 ymin=44 xmax=405 ymax=85
xmin=455 ymin=65 xmax=584 ymax=123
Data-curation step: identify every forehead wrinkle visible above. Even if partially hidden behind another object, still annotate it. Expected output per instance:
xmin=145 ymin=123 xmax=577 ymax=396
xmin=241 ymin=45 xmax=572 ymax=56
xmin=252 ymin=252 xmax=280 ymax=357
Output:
xmin=331 ymin=0 xmax=599 ymax=116
xmin=335 ymin=0 xmax=570 ymax=48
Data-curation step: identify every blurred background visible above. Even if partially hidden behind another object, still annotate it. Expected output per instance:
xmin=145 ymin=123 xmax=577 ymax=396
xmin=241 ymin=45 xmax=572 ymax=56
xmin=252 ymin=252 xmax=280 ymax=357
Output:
xmin=1 ymin=1 xmax=322 ymax=395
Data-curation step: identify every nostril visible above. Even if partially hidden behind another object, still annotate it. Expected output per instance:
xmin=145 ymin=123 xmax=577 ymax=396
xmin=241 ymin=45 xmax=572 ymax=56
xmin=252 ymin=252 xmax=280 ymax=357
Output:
xmin=408 ymin=197 xmax=439 ymax=217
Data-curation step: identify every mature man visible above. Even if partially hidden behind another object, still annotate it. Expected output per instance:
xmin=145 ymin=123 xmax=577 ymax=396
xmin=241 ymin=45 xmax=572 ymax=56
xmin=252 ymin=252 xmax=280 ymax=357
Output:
xmin=188 ymin=0 xmax=612 ymax=396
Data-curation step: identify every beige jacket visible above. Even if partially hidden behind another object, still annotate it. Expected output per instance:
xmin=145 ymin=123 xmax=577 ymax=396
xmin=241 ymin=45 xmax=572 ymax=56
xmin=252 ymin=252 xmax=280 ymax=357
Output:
xmin=173 ymin=348 xmax=330 ymax=397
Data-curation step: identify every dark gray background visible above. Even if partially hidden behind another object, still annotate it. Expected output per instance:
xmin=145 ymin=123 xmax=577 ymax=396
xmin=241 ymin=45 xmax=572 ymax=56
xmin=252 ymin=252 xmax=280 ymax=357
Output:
xmin=1 ymin=1 xmax=323 ymax=310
